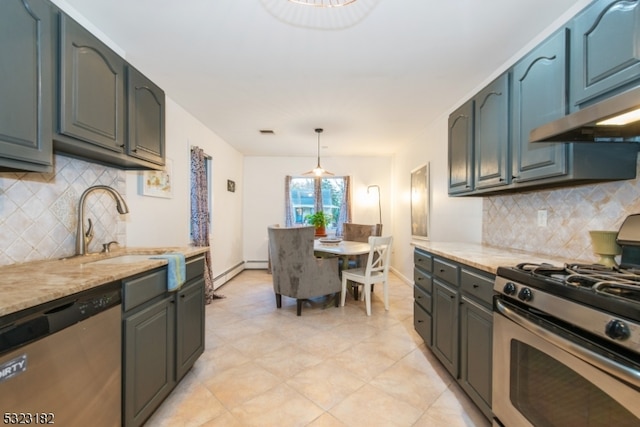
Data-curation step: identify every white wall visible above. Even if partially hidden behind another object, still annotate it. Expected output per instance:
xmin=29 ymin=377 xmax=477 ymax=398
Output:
xmin=391 ymin=117 xmax=483 ymax=283
xmin=242 ymin=156 xmax=392 ymax=266
xmin=126 ymin=98 xmax=244 ymax=283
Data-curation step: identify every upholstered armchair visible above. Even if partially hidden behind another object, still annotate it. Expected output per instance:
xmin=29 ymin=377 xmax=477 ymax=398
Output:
xmin=343 ymin=223 xmax=383 ymax=243
xmin=267 ymin=225 xmax=341 ymax=316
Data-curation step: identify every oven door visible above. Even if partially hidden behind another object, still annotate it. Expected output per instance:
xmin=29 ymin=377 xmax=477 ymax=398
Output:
xmin=493 ymin=298 xmax=640 ymax=427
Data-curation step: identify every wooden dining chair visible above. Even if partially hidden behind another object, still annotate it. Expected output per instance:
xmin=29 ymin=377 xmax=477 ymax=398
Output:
xmin=342 ymin=223 xmax=382 ymax=298
xmin=340 ymin=236 xmax=393 ymax=316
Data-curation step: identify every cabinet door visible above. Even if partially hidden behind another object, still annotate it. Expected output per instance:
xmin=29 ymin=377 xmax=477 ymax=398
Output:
xmin=432 ymin=279 xmax=459 ymax=378
xmin=124 ymin=297 xmax=175 ymax=427
xmin=570 ymin=0 xmax=640 ymax=108
xmin=474 ymin=73 xmax=510 ymax=190
xmin=0 ymin=0 xmax=53 ymax=172
xmin=448 ymin=100 xmax=474 ymax=195
xmin=176 ymin=278 xmax=205 ymax=381
xmin=460 ymin=296 xmax=493 ymax=420
xmin=512 ymin=29 xmax=568 ymax=182
xmin=127 ymin=66 xmax=165 ymax=166
xmin=59 ymin=13 xmax=125 ymax=152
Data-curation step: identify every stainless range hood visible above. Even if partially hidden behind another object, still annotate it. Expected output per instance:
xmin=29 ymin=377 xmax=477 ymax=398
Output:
xmin=530 ymin=85 xmax=640 ymax=143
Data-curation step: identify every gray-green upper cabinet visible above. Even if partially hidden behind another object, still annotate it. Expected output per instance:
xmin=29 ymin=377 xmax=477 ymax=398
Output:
xmin=58 ymin=13 xmax=126 ymax=153
xmin=511 ymin=29 xmax=568 ymax=183
xmin=127 ymin=66 xmax=165 ymax=166
xmin=448 ymin=100 xmax=474 ymax=195
xmin=570 ymin=0 xmax=640 ymax=108
xmin=474 ymin=73 xmax=510 ymax=190
xmin=0 ymin=0 xmax=53 ymax=173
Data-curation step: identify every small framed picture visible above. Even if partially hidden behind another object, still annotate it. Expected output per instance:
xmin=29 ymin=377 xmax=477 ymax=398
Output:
xmin=140 ymin=159 xmax=173 ymax=198
xmin=227 ymin=179 xmax=236 ymax=192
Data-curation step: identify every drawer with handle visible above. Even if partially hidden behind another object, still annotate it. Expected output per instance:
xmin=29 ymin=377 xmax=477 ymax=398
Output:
xmin=414 ymin=249 xmax=432 ymax=272
xmin=414 ymin=267 xmax=432 ymax=294
xmin=460 ymin=268 xmax=494 ymax=306
xmin=434 ymin=258 xmax=459 ymax=286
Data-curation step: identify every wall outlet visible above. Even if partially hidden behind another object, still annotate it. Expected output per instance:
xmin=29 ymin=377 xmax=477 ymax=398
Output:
xmin=537 ymin=209 xmax=548 ymax=227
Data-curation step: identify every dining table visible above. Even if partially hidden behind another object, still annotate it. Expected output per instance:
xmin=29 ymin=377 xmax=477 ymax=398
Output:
xmin=313 ymin=239 xmax=371 ymax=258
xmin=314 ymin=238 xmax=371 ymax=300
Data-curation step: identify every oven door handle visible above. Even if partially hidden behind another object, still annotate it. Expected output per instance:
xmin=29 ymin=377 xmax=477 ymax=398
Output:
xmin=495 ymin=298 xmax=640 ymax=389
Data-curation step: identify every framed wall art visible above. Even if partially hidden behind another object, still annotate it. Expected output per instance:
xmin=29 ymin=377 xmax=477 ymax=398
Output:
xmin=411 ymin=163 xmax=429 ymax=240
xmin=140 ymin=159 xmax=173 ymax=198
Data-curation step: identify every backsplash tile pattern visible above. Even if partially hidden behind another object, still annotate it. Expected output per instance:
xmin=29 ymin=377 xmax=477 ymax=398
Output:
xmin=0 ymin=155 xmax=126 ymax=266
xmin=483 ymin=156 xmax=640 ymax=262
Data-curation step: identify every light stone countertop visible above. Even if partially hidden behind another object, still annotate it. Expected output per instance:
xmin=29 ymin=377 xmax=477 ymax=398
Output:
xmin=0 ymin=247 xmax=209 ymax=318
xmin=412 ymin=241 xmax=587 ymax=275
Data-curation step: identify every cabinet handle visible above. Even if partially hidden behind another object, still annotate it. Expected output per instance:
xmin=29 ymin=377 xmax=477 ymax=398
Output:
xmin=417 ymin=320 xmax=424 ymax=323
xmin=473 ymin=284 xmax=479 ymax=288
xmin=439 ymin=269 xmax=445 ymax=273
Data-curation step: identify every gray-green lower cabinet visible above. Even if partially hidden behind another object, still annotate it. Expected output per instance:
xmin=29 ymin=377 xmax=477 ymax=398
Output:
xmin=122 ymin=255 xmax=206 ymax=427
xmin=413 ymin=248 xmax=494 ymax=421
xmin=124 ymin=294 xmax=176 ymax=427
xmin=459 ymin=296 xmax=493 ymax=420
xmin=176 ymin=277 xmax=205 ymax=381
xmin=432 ymin=279 xmax=459 ymax=378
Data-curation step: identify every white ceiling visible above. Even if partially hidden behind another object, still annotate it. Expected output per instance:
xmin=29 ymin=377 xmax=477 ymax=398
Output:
xmin=60 ymin=0 xmax=586 ymax=158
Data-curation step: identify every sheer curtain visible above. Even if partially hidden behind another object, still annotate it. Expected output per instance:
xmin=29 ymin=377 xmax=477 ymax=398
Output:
xmin=190 ymin=146 xmax=216 ymax=303
xmin=284 ymin=175 xmax=351 ymax=231
xmin=336 ymin=176 xmax=351 ymax=236
xmin=284 ymin=175 xmax=294 ymax=227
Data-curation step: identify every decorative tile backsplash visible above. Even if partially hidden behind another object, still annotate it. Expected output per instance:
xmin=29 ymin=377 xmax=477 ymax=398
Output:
xmin=483 ymin=155 xmax=640 ymax=262
xmin=0 ymin=155 xmax=126 ymax=265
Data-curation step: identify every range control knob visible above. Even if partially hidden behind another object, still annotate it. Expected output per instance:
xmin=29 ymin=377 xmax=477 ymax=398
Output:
xmin=518 ymin=287 xmax=533 ymax=302
xmin=503 ymin=282 xmax=517 ymax=296
xmin=605 ymin=319 xmax=630 ymax=341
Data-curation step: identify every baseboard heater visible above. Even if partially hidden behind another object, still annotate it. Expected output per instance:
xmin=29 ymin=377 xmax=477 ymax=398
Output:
xmin=244 ymin=260 xmax=269 ymax=270
xmin=213 ymin=261 xmax=245 ymax=289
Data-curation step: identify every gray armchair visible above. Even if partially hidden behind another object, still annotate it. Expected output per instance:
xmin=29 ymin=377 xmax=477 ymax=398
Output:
xmin=268 ymin=226 xmax=341 ymax=316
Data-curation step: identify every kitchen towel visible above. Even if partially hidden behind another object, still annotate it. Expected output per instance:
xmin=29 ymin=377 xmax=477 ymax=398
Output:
xmin=151 ymin=253 xmax=186 ymax=291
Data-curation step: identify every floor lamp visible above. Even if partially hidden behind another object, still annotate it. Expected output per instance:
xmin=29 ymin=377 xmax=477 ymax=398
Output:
xmin=367 ymin=185 xmax=382 ymax=226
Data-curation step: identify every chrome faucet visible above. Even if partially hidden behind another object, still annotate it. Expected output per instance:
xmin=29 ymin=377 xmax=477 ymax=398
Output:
xmin=76 ymin=185 xmax=129 ymax=256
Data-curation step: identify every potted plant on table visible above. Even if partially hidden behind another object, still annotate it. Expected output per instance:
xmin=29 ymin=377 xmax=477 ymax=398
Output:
xmin=305 ymin=211 xmax=332 ymax=237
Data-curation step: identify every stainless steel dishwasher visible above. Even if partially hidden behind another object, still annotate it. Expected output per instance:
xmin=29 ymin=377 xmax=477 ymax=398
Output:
xmin=0 ymin=281 xmax=121 ymax=426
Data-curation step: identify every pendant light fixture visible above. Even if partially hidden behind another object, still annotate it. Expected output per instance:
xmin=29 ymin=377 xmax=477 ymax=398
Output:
xmin=288 ymin=0 xmax=358 ymax=7
xmin=303 ymin=128 xmax=334 ymax=177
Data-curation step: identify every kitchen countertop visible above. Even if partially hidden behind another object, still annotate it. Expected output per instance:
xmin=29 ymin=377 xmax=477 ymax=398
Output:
xmin=0 ymin=247 xmax=209 ymax=318
xmin=412 ymin=241 xmax=587 ymax=275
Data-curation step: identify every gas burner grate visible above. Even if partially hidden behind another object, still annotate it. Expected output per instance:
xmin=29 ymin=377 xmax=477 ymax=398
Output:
xmin=514 ymin=262 xmax=640 ymax=303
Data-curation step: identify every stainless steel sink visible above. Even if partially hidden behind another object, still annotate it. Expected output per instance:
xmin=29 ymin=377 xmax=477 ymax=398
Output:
xmin=85 ymin=254 xmax=158 ymax=265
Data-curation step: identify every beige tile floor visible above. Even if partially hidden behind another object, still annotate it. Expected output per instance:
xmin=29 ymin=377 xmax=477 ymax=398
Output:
xmin=144 ymin=269 xmax=491 ymax=427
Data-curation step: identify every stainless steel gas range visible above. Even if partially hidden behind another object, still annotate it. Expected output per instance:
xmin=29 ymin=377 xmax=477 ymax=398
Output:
xmin=492 ymin=215 xmax=640 ymax=427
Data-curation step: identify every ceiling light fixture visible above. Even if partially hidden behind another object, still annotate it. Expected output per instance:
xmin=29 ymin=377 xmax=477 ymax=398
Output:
xmin=288 ymin=0 xmax=358 ymax=7
xmin=303 ymin=128 xmax=334 ymax=177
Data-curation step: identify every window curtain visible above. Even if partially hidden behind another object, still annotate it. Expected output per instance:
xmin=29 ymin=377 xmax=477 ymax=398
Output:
xmin=284 ymin=175 xmax=294 ymax=227
xmin=314 ymin=177 xmax=323 ymax=213
xmin=285 ymin=175 xmax=351 ymax=231
xmin=190 ymin=146 xmax=216 ymax=304
xmin=336 ymin=176 xmax=351 ymax=236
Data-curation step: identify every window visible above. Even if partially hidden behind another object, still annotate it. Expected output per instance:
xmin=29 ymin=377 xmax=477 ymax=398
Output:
xmin=286 ymin=176 xmax=351 ymax=234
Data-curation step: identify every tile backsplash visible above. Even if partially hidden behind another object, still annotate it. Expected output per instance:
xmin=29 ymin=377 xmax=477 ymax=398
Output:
xmin=0 ymin=155 xmax=126 ymax=266
xmin=483 ymin=155 xmax=640 ymax=262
